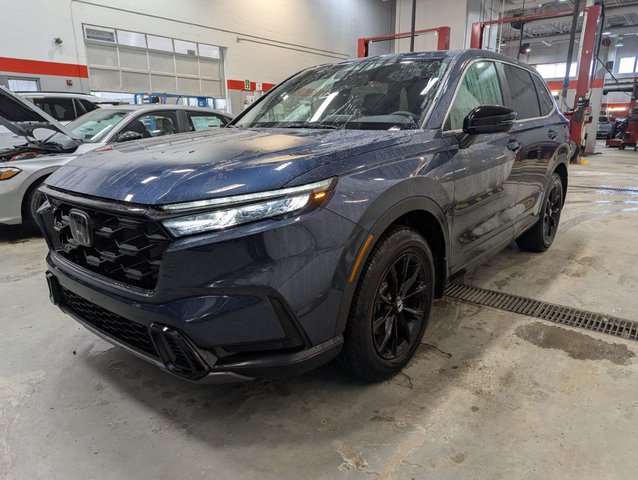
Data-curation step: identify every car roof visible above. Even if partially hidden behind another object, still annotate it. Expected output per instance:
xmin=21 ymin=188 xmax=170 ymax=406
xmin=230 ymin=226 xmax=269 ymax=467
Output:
xmin=17 ymin=91 xmax=109 ymax=101
xmin=336 ymin=49 xmax=537 ymax=72
xmin=92 ymin=104 xmax=231 ymax=116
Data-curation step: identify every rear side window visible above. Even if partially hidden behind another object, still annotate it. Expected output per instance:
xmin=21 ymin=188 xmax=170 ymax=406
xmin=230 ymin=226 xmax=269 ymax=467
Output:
xmin=186 ymin=112 xmax=225 ymax=131
xmin=79 ymin=99 xmax=99 ymax=113
xmin=32 ymin=97 xmax=76 ymax=121
xmin=502 ymin=64 xmax=541 ymax=119
xmin=532 ymin=75 xmax=555 ymax=116
xmin=446 ymin=61 xmax=503 ymax=131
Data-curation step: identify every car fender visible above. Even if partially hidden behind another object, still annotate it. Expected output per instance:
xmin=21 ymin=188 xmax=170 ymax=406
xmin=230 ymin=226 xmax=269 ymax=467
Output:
xmin=331 ymin=181 xmax=451 ymax=337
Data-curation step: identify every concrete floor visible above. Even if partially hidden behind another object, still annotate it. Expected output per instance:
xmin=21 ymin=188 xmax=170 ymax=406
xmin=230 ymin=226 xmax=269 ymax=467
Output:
xmin=2 ymin=143 xmax=638 ymax=480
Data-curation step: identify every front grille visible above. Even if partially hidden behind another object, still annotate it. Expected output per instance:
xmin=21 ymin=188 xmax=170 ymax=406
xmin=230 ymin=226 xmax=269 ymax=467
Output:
xmin=61 ymin=287 xmax=158 ymax=357
xmin=50 ymin=198 xmax=170 ymax=290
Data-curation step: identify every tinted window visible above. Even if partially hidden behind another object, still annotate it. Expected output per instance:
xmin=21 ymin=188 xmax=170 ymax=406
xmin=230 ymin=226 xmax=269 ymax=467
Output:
xmin=186 ymin=112 xmax=225 ymax=131
xmin=124 ymin=111 xmax=179 ymax=138
xmin=446 ymin=61 xmax=503 ymax=131
xmin=79 ymin=99 xmax=99 ymax=113
xmin=532 ymin=75 xmax=554 ymax=116
xmin=73 ymin=99 xmax=87 ymax=115
xmin=32 ymin=97 xmax=76 ymax=121
xmin=503 ymin=64 xmax=541 ymax=119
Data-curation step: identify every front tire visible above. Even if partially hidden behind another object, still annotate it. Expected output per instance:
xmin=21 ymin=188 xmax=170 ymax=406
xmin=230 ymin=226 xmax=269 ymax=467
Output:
xmin=341 ymin=227 xmax=435 ymax=382
xmin=516 ymin=172 xmax=564 ymax=252
xmin=23 ymin=180 xmax=46 ymax=233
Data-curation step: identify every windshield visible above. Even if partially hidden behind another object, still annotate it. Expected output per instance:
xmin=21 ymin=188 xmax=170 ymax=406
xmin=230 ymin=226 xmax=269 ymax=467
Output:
xmin=65 ymin=109 xmax=130 ymax=143
xmin=235 ymin=56 xmax=448 ymax=130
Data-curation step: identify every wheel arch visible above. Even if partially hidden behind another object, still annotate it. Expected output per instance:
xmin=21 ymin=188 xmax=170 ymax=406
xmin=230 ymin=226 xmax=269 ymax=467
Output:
xmin=334 ymin=196 xmax=450 ymax=337
xmin=21 ymin=173 xmax=51 ymax=223
xmin=553 ymin=162 xmax=568 ymax=206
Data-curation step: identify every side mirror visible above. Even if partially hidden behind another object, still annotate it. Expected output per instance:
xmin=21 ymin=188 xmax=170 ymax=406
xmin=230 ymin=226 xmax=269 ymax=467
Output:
xmin=116 ymin=131 xmax=144 ymax=143
xmin=462 ymin=105 xmax=516 ymax=135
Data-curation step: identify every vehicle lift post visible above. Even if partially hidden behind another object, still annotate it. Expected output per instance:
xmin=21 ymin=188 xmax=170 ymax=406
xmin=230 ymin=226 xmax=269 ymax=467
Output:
xmin=357 ymin=26 xmax=451 ymax=58
xmin=470 ymin=4 xmax=603 ymax=164
xmin=604 ymin=78 xmax=638 ymax=150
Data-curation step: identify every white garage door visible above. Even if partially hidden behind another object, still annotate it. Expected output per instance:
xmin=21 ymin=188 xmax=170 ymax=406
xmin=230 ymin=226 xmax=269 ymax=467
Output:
xmin=84 ymin=25 xmax=224 ymax=98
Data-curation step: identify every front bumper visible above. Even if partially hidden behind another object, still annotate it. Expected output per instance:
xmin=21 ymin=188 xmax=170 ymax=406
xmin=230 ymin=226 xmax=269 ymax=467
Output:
xmin=41 ymin=198 xmax=365 ymax=382
xmin=0 ymin=175 xmax=24 ymax=225
xmin=46 ymin=259 xmax=345 ymax=383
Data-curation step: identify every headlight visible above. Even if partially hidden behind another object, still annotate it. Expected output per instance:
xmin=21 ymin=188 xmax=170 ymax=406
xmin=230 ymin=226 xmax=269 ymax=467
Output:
xmin=162 ymin=178 xmax=335 ymax=237
xmin=0 ymin=167 xmax=21 ymax=181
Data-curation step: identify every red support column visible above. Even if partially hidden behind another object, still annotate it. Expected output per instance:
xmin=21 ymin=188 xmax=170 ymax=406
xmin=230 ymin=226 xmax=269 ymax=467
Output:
xmin=357 ymin=38 xmax=367 ymax=58
xmin=437 ymin=27 xmax=451 ymax=51
xmin=570 ymin=4 xmax=602 ymax=163
xmin=470 ymin=22 xmax=484 ymax=49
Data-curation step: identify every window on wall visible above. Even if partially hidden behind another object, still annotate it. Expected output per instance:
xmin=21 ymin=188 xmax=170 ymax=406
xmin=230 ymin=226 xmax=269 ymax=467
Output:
xmin=117 ymin=30 xmax=146 ymax=48
xmin=83 ymin=25 xmax=225 ymax=99
xmin=533 ymin=62 xmax=577 ymax=79
xmin=618 ymin=57 xmax=637 ymax=74
xmin=147 ymin=35 xmax=173 ymax=52
xmin=7 ymin=78 xmax=39 ymax=91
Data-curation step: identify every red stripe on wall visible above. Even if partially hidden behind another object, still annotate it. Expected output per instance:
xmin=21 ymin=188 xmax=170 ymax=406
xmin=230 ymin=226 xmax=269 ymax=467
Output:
xmin=227 ymin=79 xmax=276 ymax=92
xmin=545 ymin=78 xmax=605 ymax=90
xmin=0 ymin=56 xmax=88 ymax=78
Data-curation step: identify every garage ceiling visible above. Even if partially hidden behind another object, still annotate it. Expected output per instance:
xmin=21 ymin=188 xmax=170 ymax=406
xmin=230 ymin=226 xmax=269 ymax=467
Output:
xmin=497 ymin=0 xmax=638 ymax=41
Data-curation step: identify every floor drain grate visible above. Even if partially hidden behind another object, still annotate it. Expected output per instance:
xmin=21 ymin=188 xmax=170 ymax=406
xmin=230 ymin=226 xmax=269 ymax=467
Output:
xmin=445 ymin=283 xmax=638 ymax=341
xmin=570 ymin=185 xmax=638 ymax=193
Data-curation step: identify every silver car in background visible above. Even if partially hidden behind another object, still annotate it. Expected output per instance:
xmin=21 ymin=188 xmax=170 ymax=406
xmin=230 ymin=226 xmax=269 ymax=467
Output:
xmin=0 ymin=88 xmax=232 ymax=229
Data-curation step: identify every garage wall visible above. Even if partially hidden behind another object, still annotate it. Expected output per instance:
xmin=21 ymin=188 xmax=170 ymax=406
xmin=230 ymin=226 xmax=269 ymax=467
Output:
xmin=0 ymin=0 xmax=395 ymax=113
xmin=394 ymin=0 xmax=488 ymax=51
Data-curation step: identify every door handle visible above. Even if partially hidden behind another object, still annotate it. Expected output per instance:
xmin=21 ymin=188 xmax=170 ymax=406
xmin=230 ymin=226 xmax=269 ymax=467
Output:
xmin=507 ymin=139 xmax=520 ymax=152
xmin=548 ymin=129 xmax=558 ymax=139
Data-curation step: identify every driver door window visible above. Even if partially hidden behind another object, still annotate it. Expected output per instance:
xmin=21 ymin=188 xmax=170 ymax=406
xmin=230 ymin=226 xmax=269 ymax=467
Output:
xmin=446 ymin=61 xmax=503 ymax=131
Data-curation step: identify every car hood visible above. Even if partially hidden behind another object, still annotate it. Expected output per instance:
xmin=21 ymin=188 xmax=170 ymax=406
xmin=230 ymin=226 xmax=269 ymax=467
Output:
xmin=45 ymin=128 xmax=411 ymax=205
xmin=0 ymin=86 xmax=77 ymax=139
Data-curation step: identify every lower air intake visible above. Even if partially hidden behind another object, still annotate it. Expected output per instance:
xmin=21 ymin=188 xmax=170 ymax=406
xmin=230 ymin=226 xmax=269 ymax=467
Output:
xmin=149 ymin=324 xmax=209 ymax=380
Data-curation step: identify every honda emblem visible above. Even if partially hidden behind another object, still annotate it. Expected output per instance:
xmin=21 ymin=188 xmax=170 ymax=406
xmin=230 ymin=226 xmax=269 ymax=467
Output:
xmin=68 ymin=209 xmax=93 ymax=247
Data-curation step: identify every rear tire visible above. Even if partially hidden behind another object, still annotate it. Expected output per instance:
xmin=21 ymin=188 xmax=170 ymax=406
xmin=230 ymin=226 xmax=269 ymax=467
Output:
xmin=516 ymin=172 xmax=564 ymax=253
xmin=341 ymin=227 xmax=435 ymax=382
xmin=22 ymin=180 xmax=46 ymax=233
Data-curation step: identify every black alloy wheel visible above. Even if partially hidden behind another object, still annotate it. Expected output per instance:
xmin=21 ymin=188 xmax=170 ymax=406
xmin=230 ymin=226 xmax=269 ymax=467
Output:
xmin=516 ymin=172 xmax=564 ymax=252
xmin=341 ymin=226 xmax=434 ymax=382
xmin=372 ymin=253 xmax=429 ymax=360
xmin=542 ymin=181 xmax=563 ymax=245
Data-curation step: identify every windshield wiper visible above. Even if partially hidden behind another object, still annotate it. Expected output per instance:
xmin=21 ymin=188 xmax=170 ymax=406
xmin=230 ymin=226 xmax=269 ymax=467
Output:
xmin=277 ymin=122 xmax=341 ymax=130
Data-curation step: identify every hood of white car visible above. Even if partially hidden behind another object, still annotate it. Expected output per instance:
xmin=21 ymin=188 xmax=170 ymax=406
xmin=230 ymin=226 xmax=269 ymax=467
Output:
xmin=0 ymin=86 xmax=77 ymax=139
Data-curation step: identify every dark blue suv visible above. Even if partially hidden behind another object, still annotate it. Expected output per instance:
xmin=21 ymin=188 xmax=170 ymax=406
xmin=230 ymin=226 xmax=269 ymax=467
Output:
xmin=39 ymin=50 xmax=569 ymax=383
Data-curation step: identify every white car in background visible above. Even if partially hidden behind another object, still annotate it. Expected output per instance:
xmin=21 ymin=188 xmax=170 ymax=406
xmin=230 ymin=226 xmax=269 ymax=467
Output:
xmin=18 ymin=91 xmax=122 ymax=123
xmin=0 ymin=87 xmax=232 ymax=229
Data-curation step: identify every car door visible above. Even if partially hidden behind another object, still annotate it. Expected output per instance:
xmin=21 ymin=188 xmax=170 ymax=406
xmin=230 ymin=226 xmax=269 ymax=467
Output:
xmin=444 ymin=59 xmax=519 ymax=271
xmin=500 ymin=64 xmax=567 ymax=236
